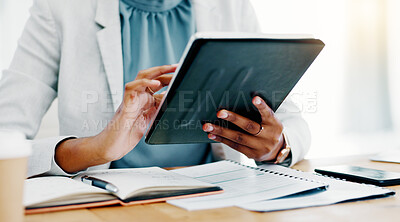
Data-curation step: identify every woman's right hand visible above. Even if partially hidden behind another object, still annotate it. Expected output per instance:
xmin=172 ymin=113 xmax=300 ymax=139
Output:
xmin=55 ymin=65 xmax=176 ymax=173
xmin=96 ymin=65 xmax=176 ymax=161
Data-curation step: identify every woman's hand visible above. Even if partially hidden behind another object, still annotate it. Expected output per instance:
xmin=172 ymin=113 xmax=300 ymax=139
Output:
xmin=55 ymin=65 xmax=175 ymax=173
xmin=203 ymin=96 xmax=285 ymax=162
xmin=97 ymin=65 xmax=176 ymax=161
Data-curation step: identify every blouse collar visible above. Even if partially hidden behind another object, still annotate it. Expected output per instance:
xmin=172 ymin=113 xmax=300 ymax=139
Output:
xmin=120 ymin=0 xmax=183 ymax=12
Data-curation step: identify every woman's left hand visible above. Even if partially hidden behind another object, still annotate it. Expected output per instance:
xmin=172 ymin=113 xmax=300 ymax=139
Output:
xmin=203 ymin=96 xmax=285 ymax=162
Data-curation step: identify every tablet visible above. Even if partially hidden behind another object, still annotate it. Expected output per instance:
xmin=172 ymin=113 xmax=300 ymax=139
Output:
xmin=145 ymin=32 xmax=324 ymax=144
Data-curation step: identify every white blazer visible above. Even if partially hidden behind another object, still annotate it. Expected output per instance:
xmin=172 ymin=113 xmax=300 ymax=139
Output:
xmin=0 ymin=0 xmax=311 ymax=177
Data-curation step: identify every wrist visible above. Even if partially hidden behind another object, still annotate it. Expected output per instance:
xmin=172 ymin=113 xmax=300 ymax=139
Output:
xmin=55 ymin=138 xmax=82 ymax=173
xmin=55 ymin=136 xmax=110 ymax=173
xmin=274 ymin=132 xmax=291 ymax=164
xmin=277 ymin=133 xmax=286 ymax=152
xmin=85 ymin=134 xmax=112 ymax=163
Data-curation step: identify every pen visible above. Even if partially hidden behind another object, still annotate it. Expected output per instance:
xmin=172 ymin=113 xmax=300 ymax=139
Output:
xmin=81 ymin=176 xmax=119 ymax=193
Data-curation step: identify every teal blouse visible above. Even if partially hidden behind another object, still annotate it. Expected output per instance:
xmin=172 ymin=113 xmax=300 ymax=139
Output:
xmin=111 ymin=0 xmax=211 ymax=168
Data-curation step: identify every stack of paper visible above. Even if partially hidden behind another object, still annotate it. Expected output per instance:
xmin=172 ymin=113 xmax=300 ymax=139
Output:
xmin=168 ymin=161 xmax=395 ymax=211
xmin=238 ymin=164 xmax=395 ymax=211
xmin=168 ymin=161 xmax=326 ymax=210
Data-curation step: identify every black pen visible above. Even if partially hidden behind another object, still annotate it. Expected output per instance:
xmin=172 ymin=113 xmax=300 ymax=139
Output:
xmin=81 ymin=176 xmax=119 ymax=193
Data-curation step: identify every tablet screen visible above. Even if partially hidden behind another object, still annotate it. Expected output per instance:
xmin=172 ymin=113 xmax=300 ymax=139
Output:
xmin=146 ymin=35 xmax=324 ymax=144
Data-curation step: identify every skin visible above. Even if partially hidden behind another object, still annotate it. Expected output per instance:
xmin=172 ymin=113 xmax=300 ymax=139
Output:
xmin=55 ymin=65 xmax=177 ymax=173
xmin=202 ymin=96 xmax=285 ymax=162
xmin=55 ymin=65 xmax=284 ymax=173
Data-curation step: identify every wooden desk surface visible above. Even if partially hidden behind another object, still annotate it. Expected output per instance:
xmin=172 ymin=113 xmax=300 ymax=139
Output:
xmin=25 ymin=155 xmax=400 ymax=222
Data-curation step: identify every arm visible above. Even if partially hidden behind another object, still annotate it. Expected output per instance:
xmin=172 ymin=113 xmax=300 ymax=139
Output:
xmin=0 ymin=0 xmax=175 ymax=176
xmin=0 ymin=0 xmax=67 ymax=177
xmin=55 ymin=67 xmax=175 ymax=173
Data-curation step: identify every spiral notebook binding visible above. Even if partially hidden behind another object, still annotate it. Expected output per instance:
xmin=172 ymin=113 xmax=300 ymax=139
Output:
xmin=225 ymin=159 xmax=327 ymax=186
xmin=225 ymin=160 xmax=393 ymax=193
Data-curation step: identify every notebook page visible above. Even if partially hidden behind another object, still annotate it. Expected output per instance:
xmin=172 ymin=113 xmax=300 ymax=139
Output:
xmin=73 ymin=167 xmax=216 ymax=200
xmin=238 ymin=165 xmax=395 ymax=211
xmin=24 ymin=177 xmax=108 ymax=207
xmin=167 ymin=161 xmax=325 ymax=211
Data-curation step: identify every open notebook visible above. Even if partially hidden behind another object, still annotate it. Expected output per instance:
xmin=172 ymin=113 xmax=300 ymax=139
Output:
xmin=24 ymin=167 xmax=222 ymax=214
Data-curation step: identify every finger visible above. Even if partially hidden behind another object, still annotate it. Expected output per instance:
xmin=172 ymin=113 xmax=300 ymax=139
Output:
xmin=203 ymin=123 xmax=268 ymax=152
xmin=149 ymin=74 xmax=174 ymax=92
xmin=139 ymin=93 xmax=157 ymax=110
xmin=124 ymin=90 xmax=150 ymax=103
xmin=153 ymin=94 xmax=164 ymax=101
xmin=137 ymin=65 xmax=178 ymax=80
xmin=155 ymin=74 xmax=173 ymax=86
xmin=207 ymin=134 xmax=257 ymax=159
xmin=124 ymin=79 xmax=161 ymax=92
xmin=124 ymin=92 xmax=155 ymax=113
xmin=253 ymin=96 xmax=275 ymax=125
xmin=123 ymin=80 xmax=159 ymax=113
xmin=153 ymin=94 xmax=164 ymax=107
xmin=217 ymin=109 xmax=261 ymax=135
xmin=143 ymin=106 xmax=158 ymax=123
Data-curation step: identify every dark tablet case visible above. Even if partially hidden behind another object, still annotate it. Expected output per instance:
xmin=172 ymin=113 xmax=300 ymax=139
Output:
xmin=146 ymin=38 xmax=324 ymax=144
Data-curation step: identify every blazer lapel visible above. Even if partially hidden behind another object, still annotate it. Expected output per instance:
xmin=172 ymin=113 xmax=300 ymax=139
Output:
xmin=94 ymin=0 xmax=220 ymax=112
xmin=95 ymin=0 xmax=123 ymax=112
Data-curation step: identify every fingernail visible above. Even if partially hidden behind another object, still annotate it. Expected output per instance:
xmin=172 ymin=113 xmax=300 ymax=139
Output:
xmin=254 ymin=97 xmax=262 ymax=105
xmin=218 ymin=111 xmax=228 ymax=119
xmin=209 ymin=134 xmax=216 ymax=140
xmin=203 ymin=124 xmax=214 ymax=132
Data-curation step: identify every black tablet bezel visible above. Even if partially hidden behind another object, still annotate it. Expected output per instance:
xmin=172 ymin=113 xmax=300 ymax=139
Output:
xmin=145 ymin=37 xmax=324 ymax=144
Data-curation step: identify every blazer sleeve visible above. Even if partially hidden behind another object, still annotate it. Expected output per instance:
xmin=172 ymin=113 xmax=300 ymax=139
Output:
xmin=0 ymin=0 xmax=89 ymax=177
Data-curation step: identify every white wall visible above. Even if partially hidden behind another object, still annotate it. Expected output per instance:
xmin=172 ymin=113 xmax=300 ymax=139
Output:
xmin=0 ymin=0 xmax=59 ymax=138
xmin=251 ymin=0 xmax=348 ymax=158
xmin=0 ymin=0 xmax=30 ymax=77
xmin=387 ymin=0 xmax=400 ymax=132
xmin=251 ymin=0 xmax=400 ymax=158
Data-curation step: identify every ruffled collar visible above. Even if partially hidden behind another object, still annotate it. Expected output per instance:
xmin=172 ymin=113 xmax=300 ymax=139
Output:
xmin=120 ymin=0 xmax=183 ymax=12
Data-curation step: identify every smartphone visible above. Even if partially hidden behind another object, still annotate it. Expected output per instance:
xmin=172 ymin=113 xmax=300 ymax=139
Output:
xmin=314 ymin=165 xmax=400 ymax=186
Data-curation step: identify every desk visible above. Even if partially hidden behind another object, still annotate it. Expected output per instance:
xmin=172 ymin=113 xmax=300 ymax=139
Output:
xmin=25 ymin=155 xmax=400 ymax=222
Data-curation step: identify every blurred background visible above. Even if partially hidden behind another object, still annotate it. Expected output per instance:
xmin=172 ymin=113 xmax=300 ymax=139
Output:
xmin=1 ymin=0 xmax=399 ymax=159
